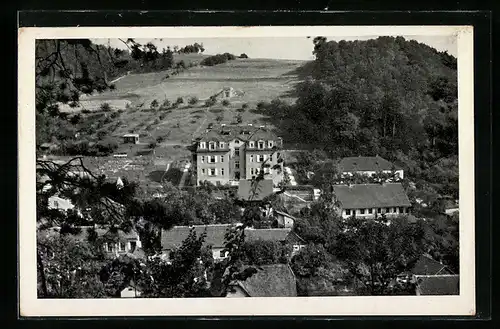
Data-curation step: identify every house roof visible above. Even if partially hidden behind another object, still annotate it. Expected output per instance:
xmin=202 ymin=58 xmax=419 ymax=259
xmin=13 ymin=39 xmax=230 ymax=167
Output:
xmin=274 ymin=210 xmax=297 ymax=220
xmin=238 ymin=179 xmax=274 ymax=201
xmin=230 ymin=264 xmax=297 ymax=297
xmin=161 ymin=225 xmax=299 ymax=250
xmin=410 ymin=254 xmax=453 ymax=276
xmin=123 ymin=134 xmax=139 ymax=138
xmin=338 ymin=156 xmax=400 ymax=172
xmin=415 ymin=275 xmax=460 ymax=295
xmin=161 ymin=224 xmax=238 ymax=250
xmin=196 ymin=125 xmax=279 ymax=144
xmin=332 ymin=183 xmax=411 ymax=209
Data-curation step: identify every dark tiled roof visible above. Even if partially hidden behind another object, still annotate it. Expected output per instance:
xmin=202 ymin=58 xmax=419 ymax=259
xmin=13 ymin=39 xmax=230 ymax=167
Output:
xmin=238 ymin=179 xmax=274 ymax=201
xmin=230 ymin=264 xmax=297 ymax=297
xmin=339 ymin=156 xmax=400 ymax=172
xmin=332 ymin=183 xmax=411 ymax=209
xmin=415 ymin=275 xmax=460 ymax=295
xmin=411 ymin=254 xmax=452 ymax=276
xmin=161 ymin=225 xmax=298 ymax=250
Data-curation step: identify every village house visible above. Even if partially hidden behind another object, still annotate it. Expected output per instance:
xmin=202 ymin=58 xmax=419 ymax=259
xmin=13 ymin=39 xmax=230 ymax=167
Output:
xmin=120 ymin=281 xmax=142 ymax=298
xmin=274 ymin=210 xmax=296 ymax=228
xmin=160 ymin=224 xmax=306 ymax=262
xmin=338 ymin=155 xmax=404 ymax=179
xmin=193 ymin=124 xmax=284 ymax=186
xmin=331 ymin=183 xmax=412 ymax=219
xmin=226 ymin=264 xmax=298 ymax=297
xmin=123 ymin=133 xmax=140 ymax=144
xmin=397 ymin=253 xmax=454 ymax=284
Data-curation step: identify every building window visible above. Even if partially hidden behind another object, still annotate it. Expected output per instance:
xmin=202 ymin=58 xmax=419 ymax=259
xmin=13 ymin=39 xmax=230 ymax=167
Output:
xmin=209 ymin=155 xmax=216 ymax=163
xmin=250 ymin=168 xmax=254 ymax=175
xmin=235 ymin=161 xmax=240 ymax=169
xmin=209 ymin=142 xmax=215 ymax=150
xmin=249 ymin=141 xmax=255 ymax=148
xmin=250 ymin=155 xmax=254 ymax=162
xmin=293 ymin=245 xmax=300 ymax=251
xmin=200 ymin=142 xmax=206 ymax=149
xmin=360 ymin=209 xmax=366 ymax=215
xmin=209 ymin=168 xmax=216 ymax=176
xmin=345 ymin=209 xmax=351 ymax=216
xmin=368 ymin=208 xmax=373 ymax=214
xmin=201 ymin=156 xmax=205 ymax=164
xmin=54 ymin=200 xmax=59 ymax=208
xmin=235 ymin=140 xmax=240 ymax=144
xmin=258 ymin=141 xmax=264 ymax=149
xmin=268 ymin=140 xmax=274 ymax=148
xmin=220 ymin=168 xmax=224 ymax=176
xmin=130 ymin=241 xmax=136 ymax=252
xmin=105 ymin=243 xmax=114 ymax=253
xmin=377 ymin=208 xmax=382 ymax=214
xmin=235 ymin=149 xmax=240 ymax=156
xmin=219 ymin=250 xmax=226 ymax=258
xmin=219 ymin=142 xmax=225 ymax=148
xmin=220 ymin=155 xmax=224 ymax=163
xmin=399 ymin=207 xmax=405 ymax=213
xmin=201 ymin=168 xmax=206 ymax=175
xmin=258 ymin=154 xmax=265 ymax=162
xmin=118 ymin=242 xmax=126 ymax=252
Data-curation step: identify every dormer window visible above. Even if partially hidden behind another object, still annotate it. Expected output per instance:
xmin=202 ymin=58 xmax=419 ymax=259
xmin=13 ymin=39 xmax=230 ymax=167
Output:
xmin=258 ymin=141 xmax=264 ymax=149
xmin=200 ymin=142 xmax=206 ymax=149
xmin=268 ymin=140 xmax=274 ymax=148
xmin=219 ymin=142 xmax=225 ymax=148
xmin=209 ymin=142 xmax=215 ymax=150
xmin=249 ymin=141 xmax=255 ymax=148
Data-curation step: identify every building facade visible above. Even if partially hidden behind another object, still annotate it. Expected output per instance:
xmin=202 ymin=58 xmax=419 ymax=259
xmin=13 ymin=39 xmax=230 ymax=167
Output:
xmin=194 ymin=124 xmax=284 ymax=186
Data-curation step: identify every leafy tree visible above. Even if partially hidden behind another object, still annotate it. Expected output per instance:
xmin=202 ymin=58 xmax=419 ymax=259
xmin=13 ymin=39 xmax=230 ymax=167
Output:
xmin=240 ymin=240 xmax=291 ymax=265
xmin=335 ymin=216 xmax=427 ymax=295
xmin=221 ymin=99 xmax=230 ymax=107
xmin=150 ymin=99 xmax=159 ymax=109
xmin=291 ymin=243 xmax=333 ymax=277
xmin=188 ymin=96 xmax=199 ymax=105
xmin=215 ymin=114 xmax=224 ymax=123
xmin=234 ymin=113 xmax=243 ymax=124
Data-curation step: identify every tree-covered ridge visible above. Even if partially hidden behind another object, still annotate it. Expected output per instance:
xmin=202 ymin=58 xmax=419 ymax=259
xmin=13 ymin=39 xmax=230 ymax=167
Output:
xmin=280 ymin=36 xmax=458 ymax=198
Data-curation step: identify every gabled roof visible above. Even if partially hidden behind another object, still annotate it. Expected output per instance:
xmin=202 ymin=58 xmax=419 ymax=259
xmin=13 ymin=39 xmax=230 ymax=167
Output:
xmin=161 ymin=225 xmax=300 ymax=251
xmin=229 ymin=264 xmax=297 ymax=297
xmin=38 ymin=226 xmax=140 ymax=241
xmin=410 ymin=254 xmax=453 ymax=276
xmin=332 ymin=183 xmax=411 ymax=209
xmin=415 ymin=275 xmax=460 ymax=295
xmin=339 ymin=156 xmax=400 ymax=172
xmin=274 ymin=210 xmax=297 ymax=220
xmin=238 ymin=179 xmax=274 ymax=201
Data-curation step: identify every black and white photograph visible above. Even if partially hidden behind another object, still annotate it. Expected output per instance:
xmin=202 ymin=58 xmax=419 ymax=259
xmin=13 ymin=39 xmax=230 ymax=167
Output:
xmin=18 ymin=25 xmax=475 ymax=316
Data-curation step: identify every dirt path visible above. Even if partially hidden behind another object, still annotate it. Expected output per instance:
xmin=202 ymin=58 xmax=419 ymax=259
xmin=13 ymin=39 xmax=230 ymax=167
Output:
xmin=192 ymin=108 xmax=210 ymax=138
xmin=110 ymin=71 xmax=132 ymax=84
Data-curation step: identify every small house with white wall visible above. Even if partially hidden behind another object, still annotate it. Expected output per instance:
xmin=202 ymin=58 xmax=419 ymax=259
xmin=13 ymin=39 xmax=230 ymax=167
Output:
xmin=338 ymin=156 xmax=404 ymax=179
xmin=274 ymin=210 xmax=296 ymax=228
xmin=332 ymin=183 xmax=412 ymax=219
xmin=123 ymin=133 xmax=140 ymax=144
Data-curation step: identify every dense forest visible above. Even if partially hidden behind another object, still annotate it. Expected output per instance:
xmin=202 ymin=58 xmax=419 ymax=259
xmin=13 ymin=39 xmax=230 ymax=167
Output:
xmin=273 ymin=36 xmax=458 ymax=199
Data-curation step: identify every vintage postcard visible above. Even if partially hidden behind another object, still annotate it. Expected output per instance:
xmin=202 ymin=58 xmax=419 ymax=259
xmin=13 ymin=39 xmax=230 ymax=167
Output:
xmin=18 ymin=25 xmax=475 ymax=316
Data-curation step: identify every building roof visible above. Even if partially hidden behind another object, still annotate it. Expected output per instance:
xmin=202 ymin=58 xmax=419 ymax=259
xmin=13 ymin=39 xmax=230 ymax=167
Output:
xmin=274 ymin=210 xmax=297 ymax=220
xmin=196 ymin=124 xmax=279 ymax=144
xmin=229 ymin=264 xmax=297 ymax=297
xmin=332 ymin=183 xmax=411 ymax=209
xmin=238 ymin=179 xmax=274 ymax=201
xmin=123 ymin=133 xmax=139 ymax=138
xmin=161 ymin=225 xmax=299 ymax=250
xmin=410 ymin=254 xmax=453 ymax=276
xmin=415 ymin=275 xmax=460 ymax=295
xmin=338 ymin=156 xmax=400 ymax=172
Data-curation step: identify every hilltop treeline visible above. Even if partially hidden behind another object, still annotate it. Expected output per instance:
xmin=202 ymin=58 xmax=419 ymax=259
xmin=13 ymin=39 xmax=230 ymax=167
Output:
xmin=278 ymin=36 xmax=458 ymax=198
xmin=200 ymin=53 xmax=237 ymax=66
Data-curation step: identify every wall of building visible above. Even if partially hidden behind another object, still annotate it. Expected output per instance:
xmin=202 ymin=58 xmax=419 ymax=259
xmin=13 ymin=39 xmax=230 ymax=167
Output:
xmin=121 ymin=287 xmax=141 ymax=298
xmin=341 ymin=206 xmax=410 ymax=219
xmin=48 ymin=196 xmax=74 ymax=211
xmin=343 ymin=169 xmax=404 ymax=179
xmin=197 ymin=152 xmax=231 ymax=185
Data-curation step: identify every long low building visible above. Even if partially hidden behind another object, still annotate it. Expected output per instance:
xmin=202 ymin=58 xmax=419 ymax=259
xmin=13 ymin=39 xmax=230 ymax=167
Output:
xmin=332 ymin=183 xmax=412 ymax=219
xmin=160 ymin=224 xmax=306 ymax=261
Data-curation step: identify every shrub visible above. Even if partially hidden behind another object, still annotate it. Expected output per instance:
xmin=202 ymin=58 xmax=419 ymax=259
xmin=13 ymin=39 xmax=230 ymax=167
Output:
xmin=176 ymin=60 xmax=186 ymax=69
xmin=236 ymin=107 xmax=245 ymax=113
xmin=215 ymin=115 xmax=224 ymax=123
xmin=256 ymin=101 xmax=269 ymax=110
xmin=159 ymin=113 xmax=167 ymax=120
xmin=162 ymin=99 xmax=171 ymax=109
xmin=204 ymin=97 xmax=217 ymax=107
xmin=109 ymin=84 xmax=116 ymax=90
xmin=188 ymin=96 xmax=199 ymax=105
xmin=97 ymin=130 xmax=107 ymax=140
xmin=190 ymin=120 xmax=197 ymax=124
xmin=221 ymin=99 xmax=230 ymax=107
xmin=153 ymin=119 xmax=160 ymax=125
xmin=110 ymin=112 xmax=120 ymax=119
xmin=81 ymin=109 xmax=91 ymax=114
xmin=118 ymin=109 xmax=125 ymax=113
xmin=234 ymin=113 xmax=243 ymax=124
xmin=242 ymin=103 xmax=249 ymax=109
xmin=175 ymin=97 xmax=184 ymax=104
xmin=149 ymin=141 xmax=157 ymax=149
xmin=200 ymin=53 xmax=237 ymax=66
xmin=100 ymin=102 xmax=111 ymax=112
xmin=103 ymin=117 xmax=112 ymax=124
xmin=156 ymin=136 xmax=165 ymax=143
xmin=239 ymin=53 xmax=249 ymax=59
